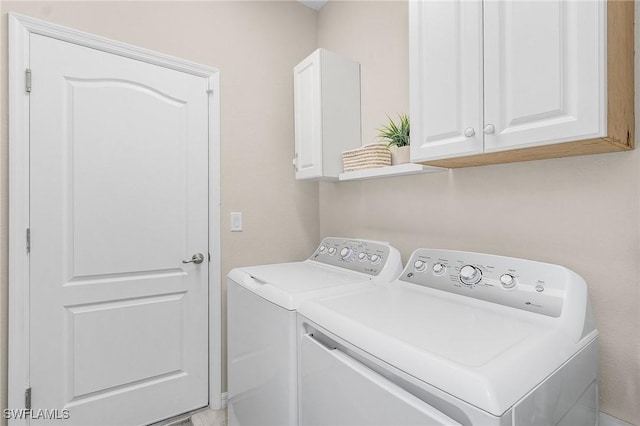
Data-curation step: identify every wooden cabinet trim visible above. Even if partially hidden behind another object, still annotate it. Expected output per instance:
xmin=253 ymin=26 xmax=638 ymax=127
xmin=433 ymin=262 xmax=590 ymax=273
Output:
xmin=606 ymin=0 xmax=634 ymax=150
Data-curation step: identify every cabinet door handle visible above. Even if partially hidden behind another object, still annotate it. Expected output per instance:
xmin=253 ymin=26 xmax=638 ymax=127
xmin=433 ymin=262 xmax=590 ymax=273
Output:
xmin=464 ymin=127 xmax=475 ymax=137
xmin=484 ymin=124 xmax=495 ymax=134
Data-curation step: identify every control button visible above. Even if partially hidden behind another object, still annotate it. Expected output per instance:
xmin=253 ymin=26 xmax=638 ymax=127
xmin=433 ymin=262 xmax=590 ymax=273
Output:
xmin=459 ymin=265 xmax=482 ymax=286
xmin=370 ymin=254 xmax=382 ymax=265
xmin=319 ymin=245 xmax=327 ymax=254
xmin=535 ymin=284 xmax=545 ymax=293
xmin=500 ymin=274 xmax=517 ymax=289
xmin=358 ymin=252 xmax=368 ymax=262
xmin=328 ymin=247 xmax=337 ymax=256
xmin=432 ymin=263 xmax=446 ymax=276
xmin=340 ymin=247 xmax=353 ymax=260
xmin=413 ymin=260 xmax=427 ymax=273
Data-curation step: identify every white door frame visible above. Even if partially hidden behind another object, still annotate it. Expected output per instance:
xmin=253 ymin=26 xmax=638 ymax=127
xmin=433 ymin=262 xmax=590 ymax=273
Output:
xmin=7 ymin=13 xmax=223 ymax=421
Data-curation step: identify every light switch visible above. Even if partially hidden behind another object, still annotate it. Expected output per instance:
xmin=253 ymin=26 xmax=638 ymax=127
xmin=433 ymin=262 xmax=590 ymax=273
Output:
xmin=231 ymin=212 xmax=243 ymax=232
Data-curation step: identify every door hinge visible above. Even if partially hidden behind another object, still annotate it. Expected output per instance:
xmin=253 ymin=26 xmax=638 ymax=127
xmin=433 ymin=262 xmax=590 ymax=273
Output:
xmin=26 ymin=228 xmax=31 ymax=253
xmin=25 ymin=68 xmax=32 ymax=93
xmin=208 ymin=252 xmax=211 ymax=262
xmin=25 ymin=387 xmax=31 ymax=410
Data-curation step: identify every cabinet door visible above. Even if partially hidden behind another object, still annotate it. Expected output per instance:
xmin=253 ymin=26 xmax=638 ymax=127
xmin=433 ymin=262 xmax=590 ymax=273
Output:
xmin=294 ymin=51 xmax=323 ymax=179
xmin=410 ymin=0 xmax=483 ymax=162
xmin=483 ymin=0 xmax=605 ymax=152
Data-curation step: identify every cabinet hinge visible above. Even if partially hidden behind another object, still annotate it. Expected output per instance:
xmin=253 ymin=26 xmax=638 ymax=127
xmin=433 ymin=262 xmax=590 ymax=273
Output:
xmin=25 ymin=68 xmax=32 ymax=93
xmin=26 ymin=228 xmax=31 ymax=254
xmin=208 ymin=252 xmax=211 ymax=262
xmin=25 ymin=387 xmax=31 ymax=410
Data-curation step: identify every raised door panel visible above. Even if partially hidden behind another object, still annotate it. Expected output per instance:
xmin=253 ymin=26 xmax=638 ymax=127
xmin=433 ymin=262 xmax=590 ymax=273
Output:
xmin=483 ymin=0 xmax=606 ymax=152
xmin=410 ymin=0 xmax=483 ymax=162
xmin=70 ymin=80 xmax=188 ymax=277
xmin=294 ymin=51 xmax=323 ymax=179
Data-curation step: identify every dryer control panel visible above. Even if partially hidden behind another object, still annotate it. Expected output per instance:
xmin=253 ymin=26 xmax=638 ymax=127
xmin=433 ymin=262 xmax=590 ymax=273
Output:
xmin=399 ymin=249 xmax=586 ymax=318
xmin=309 ymin=237 xmax=395 ymax=277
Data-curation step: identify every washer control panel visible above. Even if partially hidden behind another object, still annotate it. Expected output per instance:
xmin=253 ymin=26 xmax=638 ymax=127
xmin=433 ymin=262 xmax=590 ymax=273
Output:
xmin=400 ymin=249 xmax=571 ymax=317
xmin=311 ymin=237 xmax=391 ymax=276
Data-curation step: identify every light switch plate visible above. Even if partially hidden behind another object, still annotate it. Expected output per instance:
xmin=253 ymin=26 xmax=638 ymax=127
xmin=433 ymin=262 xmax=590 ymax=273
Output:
xmin=230 ymin=212 xmax=243 ymax=232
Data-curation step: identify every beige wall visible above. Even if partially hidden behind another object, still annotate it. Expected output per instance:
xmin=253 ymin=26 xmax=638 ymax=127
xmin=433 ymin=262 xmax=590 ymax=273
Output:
xmin=0 ymin=0 xmax=319 ymax=418
xmin=318 ymin=1 xmax=640 ymax=424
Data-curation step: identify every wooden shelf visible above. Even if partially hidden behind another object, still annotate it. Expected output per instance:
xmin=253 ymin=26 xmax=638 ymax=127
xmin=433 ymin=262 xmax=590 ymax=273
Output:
xmin=338 ymin=163 xmax=447 ymax=181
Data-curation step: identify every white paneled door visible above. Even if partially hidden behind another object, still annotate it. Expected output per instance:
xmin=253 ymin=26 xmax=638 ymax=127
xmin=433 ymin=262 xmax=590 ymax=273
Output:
xmin=29 ymin=33 xmax=209 ymax=425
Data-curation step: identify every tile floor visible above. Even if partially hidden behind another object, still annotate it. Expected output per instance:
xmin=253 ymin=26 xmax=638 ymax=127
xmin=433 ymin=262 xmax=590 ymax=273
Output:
xmin=190 ymin=408 xmax=227 ymax=426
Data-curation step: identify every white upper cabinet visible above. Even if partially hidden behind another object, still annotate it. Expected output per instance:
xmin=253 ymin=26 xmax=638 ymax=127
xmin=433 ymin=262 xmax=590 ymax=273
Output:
xmin=409 ymin=0 xmax=484 ymax=160
xmin=294 ymin=49 xmax=361 ymax=180
xmin=410 ymin=0 xmax=634 ymax=168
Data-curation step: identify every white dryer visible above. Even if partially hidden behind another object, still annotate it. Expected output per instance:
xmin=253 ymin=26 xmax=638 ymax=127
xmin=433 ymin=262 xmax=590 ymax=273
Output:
xmin=298 ymin=248 xmax=599 ymax=426
xmin=227 ymin=237 xmax=402 ymax=426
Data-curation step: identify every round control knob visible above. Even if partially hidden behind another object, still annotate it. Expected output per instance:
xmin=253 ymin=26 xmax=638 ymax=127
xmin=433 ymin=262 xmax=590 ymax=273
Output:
xmin=459 ymin=265 xmax=482 ymax=286
xmin=340 ymin=247 xmax=353 ymax=260
xmin=413 ymin=260 xmax=427 ymax=273
xmin=327 ymin=247 xmax=337 ymax=256
xmin=370 ymin=254 xmax=382 ymax=265
xmin=432 ymin=263 xmax=446 ymax=276
xmin=500 ymin=274 xmax=517 ymax=289
xmin=358 ymin=252 xmax=368 ymax=262
xmin=319 ymin=245 xmax=327 ymax=254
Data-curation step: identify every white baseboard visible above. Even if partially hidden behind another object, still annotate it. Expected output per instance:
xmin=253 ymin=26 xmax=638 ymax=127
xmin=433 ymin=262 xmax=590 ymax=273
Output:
xmin=600 ymin=412 xmax=635 ymax=426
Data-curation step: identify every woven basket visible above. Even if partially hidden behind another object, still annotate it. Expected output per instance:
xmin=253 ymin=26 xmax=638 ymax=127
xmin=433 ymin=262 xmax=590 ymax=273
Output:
xmin=342 ymin=143 xmax=391 ymax=172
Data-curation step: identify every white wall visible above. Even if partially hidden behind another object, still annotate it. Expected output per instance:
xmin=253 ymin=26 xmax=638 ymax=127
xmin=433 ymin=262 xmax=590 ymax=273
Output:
xmin=318 ymin=1 xmax=640 ymax=424
xmin=0 ymin=1 xmax=319 ymax=420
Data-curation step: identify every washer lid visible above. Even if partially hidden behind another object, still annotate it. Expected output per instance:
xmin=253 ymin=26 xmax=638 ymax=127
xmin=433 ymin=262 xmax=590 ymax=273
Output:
xmin=299 ymin=282 xmax=591 ymax=416
xmin=228 ymin=261 xmax=371 ymax=310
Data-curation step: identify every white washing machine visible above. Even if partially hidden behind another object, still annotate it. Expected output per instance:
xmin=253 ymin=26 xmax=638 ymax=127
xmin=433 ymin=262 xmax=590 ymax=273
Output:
xmin=227 ymin=237 xmax=402 ymax=426
xmin=298 ymin=248 xmax=599 ymax=426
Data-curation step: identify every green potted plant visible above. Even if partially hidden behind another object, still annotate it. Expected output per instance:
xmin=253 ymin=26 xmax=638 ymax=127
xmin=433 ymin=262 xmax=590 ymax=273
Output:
xmin=378 ymin=113 xmax=410 ymax=165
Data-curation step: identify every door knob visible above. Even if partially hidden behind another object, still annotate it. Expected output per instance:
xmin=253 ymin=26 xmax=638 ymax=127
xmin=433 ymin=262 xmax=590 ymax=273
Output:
xmin=484 ymin=124 xmax=495 ymax=134
xmin=464 ymin=127 xmax=475 ymax=137
xmin=183 ymin=253 xmax=205 ymax=264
